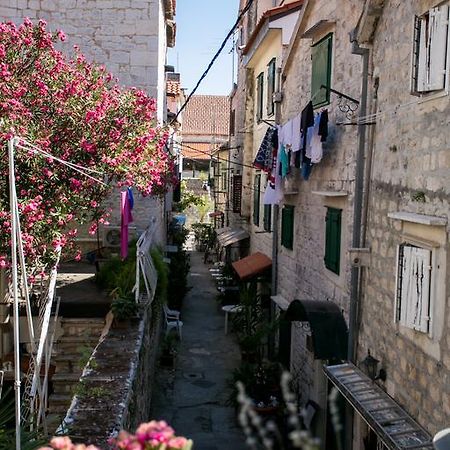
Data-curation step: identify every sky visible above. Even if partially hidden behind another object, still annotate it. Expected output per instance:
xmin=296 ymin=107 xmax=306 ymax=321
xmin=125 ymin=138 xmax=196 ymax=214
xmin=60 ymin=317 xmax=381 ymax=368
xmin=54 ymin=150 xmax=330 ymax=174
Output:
xmin=168 ymin=0 xmax=240 ymax=96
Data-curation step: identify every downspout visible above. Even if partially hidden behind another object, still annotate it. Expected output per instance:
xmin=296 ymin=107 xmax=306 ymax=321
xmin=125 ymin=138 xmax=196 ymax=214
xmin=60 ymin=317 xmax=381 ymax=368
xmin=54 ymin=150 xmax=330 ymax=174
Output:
xmin=348 ymin=32 xmax=370 ymax=363
xmin=269 ymin=67 xmax=282 ymax=358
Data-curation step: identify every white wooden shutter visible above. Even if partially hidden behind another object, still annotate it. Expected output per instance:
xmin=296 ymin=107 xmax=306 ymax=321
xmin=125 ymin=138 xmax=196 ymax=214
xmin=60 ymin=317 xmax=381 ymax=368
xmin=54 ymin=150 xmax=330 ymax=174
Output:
xmin=400 ymin=246 xmax=431 ymax=333
xmin=427 ymin=5 xmax=449 ymax=91
xmin=416 ymin=16 xmax=428 ymax=92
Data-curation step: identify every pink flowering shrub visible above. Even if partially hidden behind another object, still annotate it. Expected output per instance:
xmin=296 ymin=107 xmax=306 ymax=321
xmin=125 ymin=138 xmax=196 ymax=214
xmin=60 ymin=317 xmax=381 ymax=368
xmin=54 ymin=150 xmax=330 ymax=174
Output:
xmin=0 ymin=19 xmax=176 ymax=273
xmin=39 ymin=421 xmax=192 ymax=450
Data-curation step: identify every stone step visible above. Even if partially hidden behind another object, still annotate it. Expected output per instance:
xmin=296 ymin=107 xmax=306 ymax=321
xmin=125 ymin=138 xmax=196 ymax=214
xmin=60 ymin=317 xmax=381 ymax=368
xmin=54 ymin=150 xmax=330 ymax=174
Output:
xmin=55 ymin=336 xmax=100 ymax=353
xmin=60 ymin=318 xmax=105 ymax=338
xmin=52 ymin=373 xmax=81 ymax=395
xmin=53 ymin=353 xmax=85 ymax=374
xmin=47 ymin=394 xmax=74 ymax=414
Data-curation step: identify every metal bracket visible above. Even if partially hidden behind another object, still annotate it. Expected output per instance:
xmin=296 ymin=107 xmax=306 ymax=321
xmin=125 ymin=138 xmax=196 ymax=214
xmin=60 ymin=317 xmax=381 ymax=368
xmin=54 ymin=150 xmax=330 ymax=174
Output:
xmin=349 ymin=248 xmax=371 ymax=267
xmin=320 ymin=85 xmax=360 ymax=120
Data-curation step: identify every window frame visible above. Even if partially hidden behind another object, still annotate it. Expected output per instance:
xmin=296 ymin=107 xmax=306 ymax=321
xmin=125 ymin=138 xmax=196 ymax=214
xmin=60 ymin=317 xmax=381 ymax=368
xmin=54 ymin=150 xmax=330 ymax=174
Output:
xmin=281 ymin=205 xmax=294 ymax=250
xmin=256 ymin=72 xmax=264 ymax=122
xmin=411 ymin=4 xmax=450 ymax=96
xmin=324 ymin=207 xmax=342 ymax=275
xmin=395 ymin=243 xmax=432 ymax=334
xmin=267 ymin=58 xmax=276 ymax=116
xmin=311 ymin=33 xmax=333 ymax=108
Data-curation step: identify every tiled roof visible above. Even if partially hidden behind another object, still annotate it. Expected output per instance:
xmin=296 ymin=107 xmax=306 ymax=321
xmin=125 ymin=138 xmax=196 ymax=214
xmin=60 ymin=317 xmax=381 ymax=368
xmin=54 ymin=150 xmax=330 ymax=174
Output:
xmin=243 ymin=0 xmax=303 ymax=55
xmin=167 ymin=80 xmax=181 ymax=96
xmin=183 ymin=95 xmax=230 ymax=136
xmin=182 ymin=142 xmax=220 ymax=160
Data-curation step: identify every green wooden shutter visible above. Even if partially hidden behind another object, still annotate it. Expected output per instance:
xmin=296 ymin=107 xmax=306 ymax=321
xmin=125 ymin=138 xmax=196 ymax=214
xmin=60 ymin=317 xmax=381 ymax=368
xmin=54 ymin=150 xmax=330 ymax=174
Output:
xmin=256 ymin=72 xmax=264 ymax=121
xmin=253 ymin=174 xmax=261 ymax=226
xmin=263 ymin=204 xmax=272 ymax=231
xmin=267 ymin=58 xmax=276 ymax=116
xmin=281 ymin=205 xmax=294 ymax=249
xmin=324 ymin=207 xmax=341 ymax=274
xmin=311 ymin=33 xmax=332 ymax=108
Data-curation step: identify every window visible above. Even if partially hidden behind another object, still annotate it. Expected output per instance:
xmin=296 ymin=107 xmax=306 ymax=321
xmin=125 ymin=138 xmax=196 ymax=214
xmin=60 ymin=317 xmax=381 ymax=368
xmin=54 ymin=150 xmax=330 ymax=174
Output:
xmin=263 ymin=204 xmax=272 ymax=232
xmin=395 ymin=244 xmax=431 ymax=333
xmin=256 ymin=72 xmax=264 ymax=121
xmin=267 ymin=58 xmax=276 ymax=116
xmin=253 ymin=174 xmax=261 ymax=226
xmin=281 ymin=205 xmax=294 ymax=249
xmin=232 ymin=175 xmax=242 ymax=213
xmin=412 ymin=4 xmax=450 ymax=94
xmin=324 ymin=207 xmax=341 ymax=275
xmin=230 ymin=109 xmax=236 ymax=136
xmin=311 ymin=33 xmax=333 ymax=108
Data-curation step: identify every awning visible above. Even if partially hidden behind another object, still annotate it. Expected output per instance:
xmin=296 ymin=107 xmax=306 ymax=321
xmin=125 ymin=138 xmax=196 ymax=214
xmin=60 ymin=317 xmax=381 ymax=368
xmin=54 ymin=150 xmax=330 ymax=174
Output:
xmin=324 ymin=363 xmax=433 ymax=450
xmin=232 ymin=252 xmax=272 ymax=280
xmin=217 ymin=228 xmax=250 ymax=247
xmin=284 ymin=299 xmax=348 ymax=360
xmin=209 ymin=211 xmax=224 ymax=218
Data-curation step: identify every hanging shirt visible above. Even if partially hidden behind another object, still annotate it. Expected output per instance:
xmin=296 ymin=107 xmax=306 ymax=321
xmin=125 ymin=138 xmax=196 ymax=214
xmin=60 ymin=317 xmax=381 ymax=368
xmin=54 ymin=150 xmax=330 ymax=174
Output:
xmin=121 ymin=190 xmax=133 ymax=259
xmin=263 ymin=138 xmax=283 ymax=205
xmin=291 ymin=113 xmax=301 ymax=152
xmin=319 ymin=109 xmax=328 ymax=142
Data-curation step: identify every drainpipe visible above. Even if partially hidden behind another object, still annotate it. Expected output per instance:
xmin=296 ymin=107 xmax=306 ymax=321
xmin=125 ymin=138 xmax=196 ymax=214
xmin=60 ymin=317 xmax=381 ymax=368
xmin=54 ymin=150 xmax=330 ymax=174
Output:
xmin=268 ymin=67 xmax=282 ymax=358
xmin=348 ymin=32 xmax=370 ymax=364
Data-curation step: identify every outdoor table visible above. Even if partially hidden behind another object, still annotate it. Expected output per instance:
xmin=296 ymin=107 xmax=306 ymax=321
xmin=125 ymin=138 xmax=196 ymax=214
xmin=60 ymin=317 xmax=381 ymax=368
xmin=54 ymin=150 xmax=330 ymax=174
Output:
xmin=221 ymin=304 xmax=243 ymax=335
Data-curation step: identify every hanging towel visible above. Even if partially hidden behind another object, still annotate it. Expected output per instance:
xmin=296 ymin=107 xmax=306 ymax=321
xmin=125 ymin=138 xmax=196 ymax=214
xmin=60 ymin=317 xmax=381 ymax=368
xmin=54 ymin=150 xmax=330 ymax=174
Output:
xmin=291 ymin=113 xmax=301 ymax=152
xmin=263 ymin=143 xmax=283 ymax=205
xmin=253 ymin=127 xmax=276 ymax=171
xmin=127 ymin=187 xmax=134 ymax=209
xmin=121 ymin=190 xmax=133 ymax=259
xmin=319 ymin=109 xmax=328 ymax=142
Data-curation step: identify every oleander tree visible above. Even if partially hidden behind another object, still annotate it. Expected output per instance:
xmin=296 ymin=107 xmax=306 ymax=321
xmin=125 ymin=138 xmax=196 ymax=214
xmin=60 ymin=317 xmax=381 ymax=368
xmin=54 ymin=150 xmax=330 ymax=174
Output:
xmin=0 ymin=19 xmax=176 ymax=278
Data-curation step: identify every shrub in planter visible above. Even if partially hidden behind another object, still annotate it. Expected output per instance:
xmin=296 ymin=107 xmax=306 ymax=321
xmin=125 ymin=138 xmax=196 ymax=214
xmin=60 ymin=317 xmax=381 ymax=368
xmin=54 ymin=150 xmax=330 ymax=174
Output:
xmin=110 ymin=289 xmax=138 ymax=325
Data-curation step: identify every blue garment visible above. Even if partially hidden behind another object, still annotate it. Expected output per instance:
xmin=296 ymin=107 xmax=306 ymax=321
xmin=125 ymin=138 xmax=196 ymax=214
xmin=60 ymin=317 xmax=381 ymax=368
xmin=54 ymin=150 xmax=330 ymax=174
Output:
xmin=280 ymin=145 xmax=289 ymax=178
xmin=127 ymin=187 xmax=134 ymax=209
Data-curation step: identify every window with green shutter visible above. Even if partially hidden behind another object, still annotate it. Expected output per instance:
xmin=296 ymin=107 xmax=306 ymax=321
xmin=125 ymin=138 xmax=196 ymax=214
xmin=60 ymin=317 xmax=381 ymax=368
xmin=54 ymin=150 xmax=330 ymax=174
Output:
xmin=324 ymin=207 xmax=342 ymax=274
xmin=267 ymin=58 xmax=276 ymax=116
xmin=263 ymin=204 xmax=272 ymax=232
xmin=256 ymin=72 xmax=264 ymax=122
xmin=253 ymin=174 xmax=261 ymax=226
xmin=281 ymin=205 xmax=294 ymax=249
xmin=311 ymin=33 xmax=332 ymax=108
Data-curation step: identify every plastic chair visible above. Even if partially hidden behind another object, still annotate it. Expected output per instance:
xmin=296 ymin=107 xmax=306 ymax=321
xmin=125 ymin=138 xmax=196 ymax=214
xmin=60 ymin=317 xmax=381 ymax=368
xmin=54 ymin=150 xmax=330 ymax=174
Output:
xmin=164 ymin=304 xmax=183 ymax=340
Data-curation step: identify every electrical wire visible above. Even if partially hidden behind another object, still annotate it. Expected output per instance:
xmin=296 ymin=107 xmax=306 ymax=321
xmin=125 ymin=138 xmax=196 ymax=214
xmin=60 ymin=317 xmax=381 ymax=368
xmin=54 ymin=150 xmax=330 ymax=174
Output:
xmin=172 ymin=0 xmax=256 ymax=123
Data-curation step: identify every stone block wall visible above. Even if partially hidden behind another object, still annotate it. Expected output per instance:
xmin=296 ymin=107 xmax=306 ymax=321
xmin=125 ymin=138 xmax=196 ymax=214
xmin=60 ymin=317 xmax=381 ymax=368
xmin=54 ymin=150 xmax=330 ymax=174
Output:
xmin=62 ymin=302 xmax=162 ymax=447
xmin=357 ymin=0 xmax=450 ymax=435
xmin=279 ymin=0 xmax=363 ymax=397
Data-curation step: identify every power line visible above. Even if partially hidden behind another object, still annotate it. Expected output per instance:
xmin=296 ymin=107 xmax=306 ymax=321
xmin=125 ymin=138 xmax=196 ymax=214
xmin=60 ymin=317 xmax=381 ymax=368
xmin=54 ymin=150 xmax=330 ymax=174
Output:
xmin=172 ymin=0 xmax=255 ymax=123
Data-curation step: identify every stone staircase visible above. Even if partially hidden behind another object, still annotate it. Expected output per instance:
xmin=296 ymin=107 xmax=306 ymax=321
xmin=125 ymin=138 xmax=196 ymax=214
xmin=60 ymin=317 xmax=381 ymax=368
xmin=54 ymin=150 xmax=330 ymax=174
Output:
xmin=47 ymin=318 xmax=105 ymax=425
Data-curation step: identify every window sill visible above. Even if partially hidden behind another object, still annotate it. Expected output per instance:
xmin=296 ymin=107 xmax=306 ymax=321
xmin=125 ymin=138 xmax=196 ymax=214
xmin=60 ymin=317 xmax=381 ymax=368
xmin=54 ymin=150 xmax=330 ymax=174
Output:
xmin=312 ymin=190 xmax=348 ymax=197
xmin=416 ymin=89 xmax=448 ymax=104
xmin=388 ymin=211 xmax=447 ymax=226
xmin=271 ymin=295 xmax=290 ymax=311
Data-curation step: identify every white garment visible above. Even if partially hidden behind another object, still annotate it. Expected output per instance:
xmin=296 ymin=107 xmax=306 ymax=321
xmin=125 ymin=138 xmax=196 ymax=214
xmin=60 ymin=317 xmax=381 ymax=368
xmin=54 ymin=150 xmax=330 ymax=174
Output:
xmin=305 ymin=113 xmax=323 ymax=163
xmin=263 ymin=150 xmax=283 ymax=205
xmin=291 ymin=113 xmax=301 ymax=152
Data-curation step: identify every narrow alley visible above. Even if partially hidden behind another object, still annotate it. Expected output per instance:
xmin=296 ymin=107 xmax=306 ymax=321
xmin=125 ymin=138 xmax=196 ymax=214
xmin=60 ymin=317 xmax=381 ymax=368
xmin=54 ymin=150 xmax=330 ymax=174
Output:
xmin=151 ymin=251 xmax=247 ymax=450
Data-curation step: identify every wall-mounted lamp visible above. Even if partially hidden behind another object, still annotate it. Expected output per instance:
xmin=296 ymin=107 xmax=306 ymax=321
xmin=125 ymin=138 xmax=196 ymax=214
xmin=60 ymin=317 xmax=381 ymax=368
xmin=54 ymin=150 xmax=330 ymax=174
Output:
xmin=362 ymin=350 xmax=386 ymax=382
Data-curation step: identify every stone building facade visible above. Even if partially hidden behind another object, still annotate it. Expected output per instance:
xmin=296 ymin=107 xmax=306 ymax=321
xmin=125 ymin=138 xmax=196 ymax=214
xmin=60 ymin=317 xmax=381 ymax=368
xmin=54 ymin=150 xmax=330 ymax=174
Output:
xmin=354 ymin=0 xmax=450 ymax=444
xmin=1 ymin=0 xmax=176 ymax=244
xmin=232 ymin=0 xmax=450 ymax=448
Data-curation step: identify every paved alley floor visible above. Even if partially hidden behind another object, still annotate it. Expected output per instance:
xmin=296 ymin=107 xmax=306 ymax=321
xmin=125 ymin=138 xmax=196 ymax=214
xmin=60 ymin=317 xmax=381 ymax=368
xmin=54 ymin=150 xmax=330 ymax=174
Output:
xmin=151 ymin=252 xmax=247 ymax=450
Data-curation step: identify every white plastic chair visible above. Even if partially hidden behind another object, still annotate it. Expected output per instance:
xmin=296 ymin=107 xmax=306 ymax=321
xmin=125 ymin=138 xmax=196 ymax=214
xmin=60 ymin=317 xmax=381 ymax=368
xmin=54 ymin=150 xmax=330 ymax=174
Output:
xmin=164 ymin=304 xmax=183 ymax=340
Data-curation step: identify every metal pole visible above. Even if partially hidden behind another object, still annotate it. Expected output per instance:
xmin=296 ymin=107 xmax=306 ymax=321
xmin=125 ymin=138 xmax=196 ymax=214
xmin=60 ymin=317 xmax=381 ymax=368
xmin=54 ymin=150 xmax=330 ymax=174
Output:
xmin=8 ymin=137 xmax=21 ymax=450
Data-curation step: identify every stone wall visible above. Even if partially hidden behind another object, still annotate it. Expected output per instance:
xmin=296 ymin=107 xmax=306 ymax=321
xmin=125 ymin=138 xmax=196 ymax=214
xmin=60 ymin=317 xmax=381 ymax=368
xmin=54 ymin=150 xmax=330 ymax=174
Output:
xmin=278 ymin=0 xmax=363 ymax=406
xmin=357 ymin=0 xmax=450 ymax=435
xmin=62 ymin=302 xmax=162 ymax=447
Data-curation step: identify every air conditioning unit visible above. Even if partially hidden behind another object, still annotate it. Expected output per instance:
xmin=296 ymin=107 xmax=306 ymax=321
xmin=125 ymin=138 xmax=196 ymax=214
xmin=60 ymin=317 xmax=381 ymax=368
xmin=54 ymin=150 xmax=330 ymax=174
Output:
xmin=102 ymin=226 xmax=137 ymax=248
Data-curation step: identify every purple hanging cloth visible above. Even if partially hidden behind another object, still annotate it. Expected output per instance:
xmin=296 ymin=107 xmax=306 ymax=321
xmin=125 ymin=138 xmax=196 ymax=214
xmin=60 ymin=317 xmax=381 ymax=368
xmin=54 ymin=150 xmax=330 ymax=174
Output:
xmin=121 ymin=190 xmax=133 ymax=259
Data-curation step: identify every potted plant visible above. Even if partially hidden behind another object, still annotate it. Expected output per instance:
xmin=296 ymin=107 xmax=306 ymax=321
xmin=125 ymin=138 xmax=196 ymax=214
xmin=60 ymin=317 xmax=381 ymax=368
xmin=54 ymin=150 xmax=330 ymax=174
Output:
xmin=110 ymin=288 xmax=138 ymax=327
